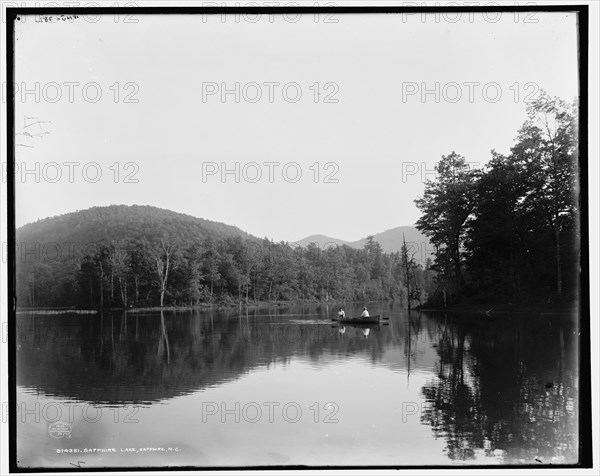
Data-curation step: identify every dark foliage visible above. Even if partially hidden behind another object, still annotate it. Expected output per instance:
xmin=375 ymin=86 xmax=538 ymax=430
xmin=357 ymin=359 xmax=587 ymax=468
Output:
xmin=415 ymin=92 xmax=579 ymax=306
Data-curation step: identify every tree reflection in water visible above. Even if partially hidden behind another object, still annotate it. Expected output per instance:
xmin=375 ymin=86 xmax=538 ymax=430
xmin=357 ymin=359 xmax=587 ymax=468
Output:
xmin=420 ymin=312 xmax=578 ymax=464
xmin=16 ymin=307 xmax=389 ymax=404
xmin=157 ymin=309 xmax=171 ymax=365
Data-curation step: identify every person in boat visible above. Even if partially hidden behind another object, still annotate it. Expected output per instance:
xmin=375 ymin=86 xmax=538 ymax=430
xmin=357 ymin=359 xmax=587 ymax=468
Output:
xmin=360 ymin=307 xmax=370 ymax=319
xmin=338 ymin=307 xmax=346 ymax=319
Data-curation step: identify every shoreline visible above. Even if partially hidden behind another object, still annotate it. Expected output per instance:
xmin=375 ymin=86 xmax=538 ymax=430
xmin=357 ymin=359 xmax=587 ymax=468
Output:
xmin=15 ymin=300 xmax=381 ymax=314
xmin=15 ymin=299 xmax=580 ymax=316
xmin=417 ymin=300 xmax=579 ymax=317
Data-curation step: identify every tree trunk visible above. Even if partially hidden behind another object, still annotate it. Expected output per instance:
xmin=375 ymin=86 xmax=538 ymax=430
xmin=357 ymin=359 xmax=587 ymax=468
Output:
xmin=268 ymin=281 xmax=272 ymax=302
xmin=31 ymin=272 xmax=35 ymax=307
xmin=119 ymin=277 xmax=127 ymax=307
xmin=403 ymin=236 xmax=411 ymax=311
xmin=453 ymin=233 xmax=464 ymax=286
xmin=99 ymin=264 xmax=104 ymax=308
xmin=155 ymin=243 xmax=171 ymax=308
xmin=405 ymin=265 xmax=411 ymax=311
xmin=509 ymin=239 xmax=517 ymax=295
xmin=555 ymin=214 xmax=562 ymax=297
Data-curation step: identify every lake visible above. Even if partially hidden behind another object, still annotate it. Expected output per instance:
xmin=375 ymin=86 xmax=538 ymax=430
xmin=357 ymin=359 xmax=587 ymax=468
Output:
xmin=15 ymin=303 xmax=579 ymax=468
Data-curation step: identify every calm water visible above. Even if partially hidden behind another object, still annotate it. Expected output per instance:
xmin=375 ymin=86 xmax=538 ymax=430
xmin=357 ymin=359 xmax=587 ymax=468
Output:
xmin=16 ymin=303 xmax=579 ymax=468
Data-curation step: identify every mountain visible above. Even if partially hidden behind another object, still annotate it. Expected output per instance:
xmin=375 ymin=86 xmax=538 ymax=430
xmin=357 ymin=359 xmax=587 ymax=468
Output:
xmin=16 ymin=204 xmax=256 ymax=248
xmin=294 ymin=234 xmax=351 ymax=248
xmin=17 ymin=206 xmax=431 ymax=262
xmin=295 ymin=226 xmax=433 ymax=263
xmin=352 ymin=226 xmax=433 ymax=262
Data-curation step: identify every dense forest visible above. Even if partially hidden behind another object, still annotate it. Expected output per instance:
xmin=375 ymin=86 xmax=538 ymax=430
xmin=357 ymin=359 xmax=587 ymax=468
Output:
xmin=15 ymin=206 xmax=434 ymax=309
xmin=14 ymin=91 xmax=579 ymax=310
xmin=415 ymin=91 xmax=580 ymax=306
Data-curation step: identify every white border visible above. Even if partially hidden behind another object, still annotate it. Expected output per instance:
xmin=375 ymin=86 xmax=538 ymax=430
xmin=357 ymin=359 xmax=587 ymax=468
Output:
xmin=0 ymin=1 xmax=597 ymax=475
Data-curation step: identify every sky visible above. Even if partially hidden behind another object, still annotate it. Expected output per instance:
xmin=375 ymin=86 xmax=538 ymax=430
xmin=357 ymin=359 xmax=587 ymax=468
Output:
xmin=12 ymin=10 xmax=579 ymax=242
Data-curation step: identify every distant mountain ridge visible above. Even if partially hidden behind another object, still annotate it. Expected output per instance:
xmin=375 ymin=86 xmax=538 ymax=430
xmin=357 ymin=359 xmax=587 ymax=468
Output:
xmin=294 ymin=234 xmax=351 ymax=247
xmin=295 ymin=226 xmax=433 ymax=263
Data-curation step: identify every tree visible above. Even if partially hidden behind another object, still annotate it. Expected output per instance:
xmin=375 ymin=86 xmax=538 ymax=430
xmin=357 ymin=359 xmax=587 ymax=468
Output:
xmin=182 ymin=244 xmax=204 ymax=305
xmin=401 ymin=234 xmax=421 ymax=309
xmin=415 ymin=152 xmax=480 ymax=297
xmin=511 ymin=92 xmax=578 ymax=297
xmin=94 ymin=246 xmax=109 ymax=308
xmin=464 ymin=92 xmax=578 ymax=301
xmin=128 ymin=241 xmax=152 ymax=306
xmin=110 ymin=241 xmax=130 ymax=307
xmin=202 ymin=237 xmax=221 ymax=298
xmin=151 ymin=240 xmax=176 ymax=307
xmin=465 ymin=151 xmax=527 ymax=297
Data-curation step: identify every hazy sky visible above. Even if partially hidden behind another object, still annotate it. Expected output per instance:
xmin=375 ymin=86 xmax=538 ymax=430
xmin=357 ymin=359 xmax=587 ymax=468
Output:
xmin=13 ymin=10 xmax=579 ymax=242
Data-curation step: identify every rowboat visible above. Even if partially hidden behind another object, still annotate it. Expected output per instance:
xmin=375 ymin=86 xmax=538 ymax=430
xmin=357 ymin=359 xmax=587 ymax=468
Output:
xmin=332 ymin=315 xmax=382 ymax=325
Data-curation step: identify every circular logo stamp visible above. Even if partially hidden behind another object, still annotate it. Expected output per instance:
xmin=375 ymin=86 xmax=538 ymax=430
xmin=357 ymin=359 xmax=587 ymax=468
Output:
xmin=49 ymin=421 xmax=72 ymax=439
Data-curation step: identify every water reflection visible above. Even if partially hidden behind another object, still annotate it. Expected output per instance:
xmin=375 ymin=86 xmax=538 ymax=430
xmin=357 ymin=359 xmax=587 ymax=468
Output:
xmin=16 ymin=304 xmax=579 ymax=466
xmin=157 ymin=310 xmax=170 ymax=365
xmin=17 ymin=305 xmax=393 ymax=403
xmin=420 ymin=312 xmax=578 ymax=464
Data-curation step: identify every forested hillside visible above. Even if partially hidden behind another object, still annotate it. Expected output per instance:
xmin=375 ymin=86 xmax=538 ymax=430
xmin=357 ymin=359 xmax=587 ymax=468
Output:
xmin=17 ymin=205 xmax=254 ymax=246
xmin=15 ymin=206 xmax=434 ymax=309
